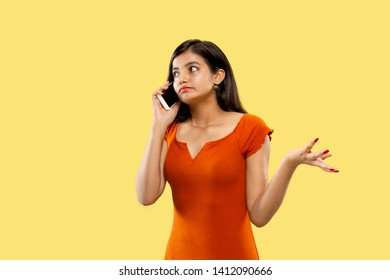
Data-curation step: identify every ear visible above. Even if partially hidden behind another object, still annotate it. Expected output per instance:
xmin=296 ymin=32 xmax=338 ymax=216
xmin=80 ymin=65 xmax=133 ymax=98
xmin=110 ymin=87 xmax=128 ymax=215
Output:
xmin=214 ymin=69 xmax=226 ymax=85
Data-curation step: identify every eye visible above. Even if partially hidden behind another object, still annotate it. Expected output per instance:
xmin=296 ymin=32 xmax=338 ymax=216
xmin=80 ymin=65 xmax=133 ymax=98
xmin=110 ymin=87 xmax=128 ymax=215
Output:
xmin=172 ymin=71 xmax=179 ymax=78
xmin=189 ymin=66 xmax=198 ymax=72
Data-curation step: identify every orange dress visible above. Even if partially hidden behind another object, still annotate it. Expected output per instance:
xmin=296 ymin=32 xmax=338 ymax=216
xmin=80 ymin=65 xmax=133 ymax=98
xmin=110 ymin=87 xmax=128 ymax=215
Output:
xmin=163 ymin=114 xmax=273 ymax=260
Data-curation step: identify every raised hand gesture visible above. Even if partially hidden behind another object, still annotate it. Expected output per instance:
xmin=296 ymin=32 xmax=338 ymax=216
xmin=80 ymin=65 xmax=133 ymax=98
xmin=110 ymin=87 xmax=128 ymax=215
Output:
xmin=285 ymin=138 xmax=339 ymax=173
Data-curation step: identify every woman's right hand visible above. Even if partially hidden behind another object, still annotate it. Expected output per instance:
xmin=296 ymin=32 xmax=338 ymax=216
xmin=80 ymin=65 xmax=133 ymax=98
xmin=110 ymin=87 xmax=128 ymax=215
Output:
xmin=151 ymin=81 xmax=181 ymax=129
xmin=137 ymin=81 xmax=179 ymax=205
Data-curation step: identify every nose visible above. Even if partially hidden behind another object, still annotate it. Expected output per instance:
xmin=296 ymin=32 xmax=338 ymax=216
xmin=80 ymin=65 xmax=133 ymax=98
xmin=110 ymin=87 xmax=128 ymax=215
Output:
xmin=178 ymin=71 xmax=188 ymax=84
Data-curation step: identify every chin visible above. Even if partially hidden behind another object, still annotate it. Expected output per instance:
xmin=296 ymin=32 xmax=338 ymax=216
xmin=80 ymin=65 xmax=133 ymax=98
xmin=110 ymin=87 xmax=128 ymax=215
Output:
xmin=179 ymin=93 xmax=193 ymax=104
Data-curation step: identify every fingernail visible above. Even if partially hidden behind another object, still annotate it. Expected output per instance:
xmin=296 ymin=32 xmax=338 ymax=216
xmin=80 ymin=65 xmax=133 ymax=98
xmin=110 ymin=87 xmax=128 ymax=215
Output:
xmin=323 ymin=149 xmax=329 ymax=154
xmin=330 ymin=168 xmax=339 ymax=172
xmin=314 ymin=138 xmax=319 ymax=143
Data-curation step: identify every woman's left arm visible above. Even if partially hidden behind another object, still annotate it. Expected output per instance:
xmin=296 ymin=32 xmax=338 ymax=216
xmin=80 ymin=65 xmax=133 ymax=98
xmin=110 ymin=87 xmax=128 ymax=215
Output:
xmin=246 ymin=137 xmax=339 ymax=227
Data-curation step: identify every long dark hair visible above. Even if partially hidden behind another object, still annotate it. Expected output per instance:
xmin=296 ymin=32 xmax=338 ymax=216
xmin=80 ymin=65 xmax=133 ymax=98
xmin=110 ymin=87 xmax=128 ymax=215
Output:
xmin=167 ymin=39 xmax=247 ymax=123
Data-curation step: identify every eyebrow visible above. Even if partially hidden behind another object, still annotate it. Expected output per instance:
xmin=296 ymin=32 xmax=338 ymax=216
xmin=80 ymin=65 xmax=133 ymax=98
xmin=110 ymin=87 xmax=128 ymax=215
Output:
xmin=172 ymin=61 xmax=201 ymax=71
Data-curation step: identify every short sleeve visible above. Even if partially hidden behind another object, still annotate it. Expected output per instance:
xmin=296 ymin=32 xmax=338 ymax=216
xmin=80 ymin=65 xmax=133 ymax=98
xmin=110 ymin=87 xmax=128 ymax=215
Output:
xmin=238 ymin=114 xmax=274 ymax=158
xmin=164 ymin=122 xmax=179 ymax=147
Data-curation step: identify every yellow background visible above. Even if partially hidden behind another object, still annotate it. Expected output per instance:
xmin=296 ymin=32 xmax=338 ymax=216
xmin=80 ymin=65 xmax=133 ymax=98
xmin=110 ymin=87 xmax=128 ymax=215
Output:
xmin=1 ymin=0 xmax=389 ymax=259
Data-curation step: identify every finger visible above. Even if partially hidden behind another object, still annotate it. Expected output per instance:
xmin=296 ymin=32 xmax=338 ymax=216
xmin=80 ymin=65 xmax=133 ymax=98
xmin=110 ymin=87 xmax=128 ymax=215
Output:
xmin=320 ymin=153 xmax=332 ymax=160
xmin=160 ymin=81 xmax=171 ymax=91
xmin=323 ymin=165 xmax=340 ymax=173
xmin=152 ymin=82 xmax=171 ymax=96
xmin=152 ymin=92 xmax=165 ymax=107
xmin=151 ymin=95 xmax=162 ymax=109
xmin=304 ymin=137 xmax=319 ymax=153
xmin=308 ymin=149 xmax=330 ymax=160
xmin=311 ymin=159 xmax=339 ymax=173
xmin=152 ymin=93 xmax=160 ymax=104
xmin=313 ymin=158 xmax=340 ymax=173
xmin=151 ymin=90 xmax=160 ymax=98
xmin=156 ymin=87 xmax=164 ymax=94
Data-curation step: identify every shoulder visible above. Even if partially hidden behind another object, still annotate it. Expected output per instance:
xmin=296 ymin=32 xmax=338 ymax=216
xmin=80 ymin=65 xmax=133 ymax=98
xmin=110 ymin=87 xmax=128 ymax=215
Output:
xmin=164 ymin=122 xmax=180 ymax=145
xmin=243 ymin=113 xmax=265 ymax=122
xmin=239 ymin=114 xmax=271 ymax=131
xmin=236 ymin=113 xmax=274 ymax=158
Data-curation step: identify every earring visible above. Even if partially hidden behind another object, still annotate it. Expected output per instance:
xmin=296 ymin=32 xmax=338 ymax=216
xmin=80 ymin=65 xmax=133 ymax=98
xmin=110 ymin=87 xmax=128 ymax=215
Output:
xmin=213 ymin=84 xmax=219 ymax=90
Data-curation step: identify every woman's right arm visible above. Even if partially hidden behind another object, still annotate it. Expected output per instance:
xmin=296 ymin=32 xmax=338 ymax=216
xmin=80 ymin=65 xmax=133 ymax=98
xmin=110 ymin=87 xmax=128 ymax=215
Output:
xmin=136 ymin=82 xmax=180 ymax=205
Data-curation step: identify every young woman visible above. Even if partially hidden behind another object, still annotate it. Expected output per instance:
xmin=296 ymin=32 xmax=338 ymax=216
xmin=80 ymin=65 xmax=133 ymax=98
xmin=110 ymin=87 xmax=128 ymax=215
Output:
xmin=136 ymin=39 xmax=339 ymax=260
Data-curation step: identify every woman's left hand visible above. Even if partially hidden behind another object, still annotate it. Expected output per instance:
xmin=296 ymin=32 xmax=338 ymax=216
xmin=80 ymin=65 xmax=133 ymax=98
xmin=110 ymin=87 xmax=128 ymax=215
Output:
xmin=285 ymin=138 xmax=339 ymax=173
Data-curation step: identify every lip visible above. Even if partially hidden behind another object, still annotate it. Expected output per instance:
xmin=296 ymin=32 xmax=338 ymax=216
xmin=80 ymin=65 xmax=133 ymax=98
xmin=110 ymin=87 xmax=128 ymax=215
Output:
xmin=179 ymin=86 xmax=192 ymax=93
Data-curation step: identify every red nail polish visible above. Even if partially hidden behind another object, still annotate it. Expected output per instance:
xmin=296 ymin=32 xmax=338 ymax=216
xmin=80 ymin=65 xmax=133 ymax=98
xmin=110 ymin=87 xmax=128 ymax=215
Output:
xmin=314 ymin=138 xmax=319 ymax=143
xmin=323 ymin=149 xmax=329 ymax=154
xmin=330 ymin=168 xmax=339 ymax=172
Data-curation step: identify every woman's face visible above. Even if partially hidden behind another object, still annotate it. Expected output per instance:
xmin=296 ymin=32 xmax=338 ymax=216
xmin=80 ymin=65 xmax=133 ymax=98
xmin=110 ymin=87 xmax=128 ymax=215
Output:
xmin=172 ymin=50 xmax=216 ymax=106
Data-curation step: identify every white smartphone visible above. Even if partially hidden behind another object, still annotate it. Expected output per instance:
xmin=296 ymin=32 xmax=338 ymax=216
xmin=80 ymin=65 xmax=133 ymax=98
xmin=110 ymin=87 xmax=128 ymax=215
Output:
xmin=157 ymin=82 xmax=180 ymax=110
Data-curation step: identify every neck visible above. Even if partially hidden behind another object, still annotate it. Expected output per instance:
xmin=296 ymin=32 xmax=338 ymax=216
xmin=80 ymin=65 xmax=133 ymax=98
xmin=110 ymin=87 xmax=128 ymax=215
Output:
xmin=188 ymin=96 xmax=225 ymax=127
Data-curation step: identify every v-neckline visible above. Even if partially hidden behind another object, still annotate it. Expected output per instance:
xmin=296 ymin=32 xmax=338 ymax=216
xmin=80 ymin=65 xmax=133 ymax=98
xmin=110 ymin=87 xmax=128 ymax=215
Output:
xmin=174 ymin=114 xmax=246 ymax=161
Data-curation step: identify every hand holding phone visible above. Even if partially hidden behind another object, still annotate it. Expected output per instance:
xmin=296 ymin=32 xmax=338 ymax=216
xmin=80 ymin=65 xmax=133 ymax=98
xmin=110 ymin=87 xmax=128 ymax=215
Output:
xmin=157 ymin=82 xmax=180 ymax=110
